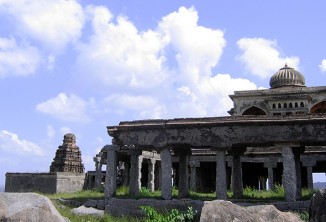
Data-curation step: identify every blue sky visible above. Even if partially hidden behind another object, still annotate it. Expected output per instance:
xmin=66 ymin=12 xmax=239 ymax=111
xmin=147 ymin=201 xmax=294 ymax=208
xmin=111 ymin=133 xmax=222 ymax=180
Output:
xmin=0 ymin=0 xmax=326 ymax=187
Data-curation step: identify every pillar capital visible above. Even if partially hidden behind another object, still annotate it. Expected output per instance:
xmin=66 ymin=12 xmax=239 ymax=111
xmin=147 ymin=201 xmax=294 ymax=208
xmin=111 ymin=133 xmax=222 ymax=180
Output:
xmin=189 ymin=160 xmax=200 ymax=168
xmin=264 ymin=161 xmax=278 ymax=168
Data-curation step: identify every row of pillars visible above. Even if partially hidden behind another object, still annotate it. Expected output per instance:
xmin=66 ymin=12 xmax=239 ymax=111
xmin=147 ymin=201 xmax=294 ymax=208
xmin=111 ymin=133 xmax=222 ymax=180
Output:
xmin=104 ymin=145 xmax=311 ymax=202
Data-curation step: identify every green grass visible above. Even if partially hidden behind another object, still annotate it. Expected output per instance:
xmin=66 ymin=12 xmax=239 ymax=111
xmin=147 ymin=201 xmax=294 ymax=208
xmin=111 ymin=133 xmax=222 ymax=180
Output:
xmin=46 ymin=190 xmax=143 ymax=222
xmin=45 ymin=186 xmax=316 ymax=222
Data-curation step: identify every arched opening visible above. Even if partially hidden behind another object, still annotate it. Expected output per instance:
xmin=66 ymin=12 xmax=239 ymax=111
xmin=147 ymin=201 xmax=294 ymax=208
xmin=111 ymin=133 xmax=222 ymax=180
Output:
xmin=295 ymin=102 xmax=298 ymax=108
xmin=310 ymin=101 xmax=326 ymax=113
xmin=278 ymin=103 xmax=282 ymax=108
xmin=289 ymin=103 xmax=293 ymax=108
xmin=300 ymin=102 xmax=304 ymax=107
xmin=284 ymin=103 xmax=287 ymax=108
xmin=242 ymin=106 xmax=267 ymax=115
xmin=272 ymin=104 xmax=276 ymax=109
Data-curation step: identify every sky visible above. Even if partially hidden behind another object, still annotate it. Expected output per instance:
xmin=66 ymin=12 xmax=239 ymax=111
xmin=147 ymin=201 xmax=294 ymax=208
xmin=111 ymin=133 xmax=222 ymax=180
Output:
xmin=0 ymin=0 xmax=326 ymax=187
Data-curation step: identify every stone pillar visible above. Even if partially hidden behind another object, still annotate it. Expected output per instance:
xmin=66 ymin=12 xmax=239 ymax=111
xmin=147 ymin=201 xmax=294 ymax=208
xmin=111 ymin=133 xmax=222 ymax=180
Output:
xmin=160 ymin=147 xmax=172 ymax=200
xmin=178 ymin=153 xmax=189 ymax=198
xmin=123 ymin=161 xmax=130 ymax=186
xmin=306 ymin=166 xmax=313 ymax=189
xmin=129 ymin=150 xmax=143 ymax=196
xmin=302 ymin=159 xmax=316 ymax=190
xmin=189 ymin=160 xmax=199 ymax=192
xmin=230 ymin=149 xmax=245 ymax=199
xmin=94 ymin=156 xmax=102 ymax=189
xmin=147 ymin=159 xmax=156 ymax=192
xmin=281 ymin=146 xmax=297 ymax=202
xmin=294 ymin=151 xmax=302 ymax=200
xmin=105 ymin=145 xmax=119 ymax=199
xmin=216 ymin=149 xmax=227 ymax=200
xmin=268 ymin=167 xmax=274 ymax=190
xmin=264 ymin=162 xmax=277 ymax=190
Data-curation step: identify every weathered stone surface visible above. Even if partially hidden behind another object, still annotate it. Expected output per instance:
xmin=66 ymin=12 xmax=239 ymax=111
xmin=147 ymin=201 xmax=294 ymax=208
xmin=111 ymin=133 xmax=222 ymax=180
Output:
xmin=309 ymin=189 xmax=326 ymax=222
xmin=160 ymin=148 xmax=172 ymax=200
xmin=200 ymin=200 xmax=303 ymax=222
xmin=50 ymin=133 xmax=84 ymax=173
xmin=107 ymin=116 xmax=326 ymax=149
xmin=282 ymin=147 xmax=297 ymax=202
xmin=71 ymin=205 xmax=104 ymax=217
xmin=84 ymin=199 xmax=98 ymax=208
xmin=0 ymin=192 xmax=66 ymax=222
xmin=0 ymin=198 xmax=7 ymax=221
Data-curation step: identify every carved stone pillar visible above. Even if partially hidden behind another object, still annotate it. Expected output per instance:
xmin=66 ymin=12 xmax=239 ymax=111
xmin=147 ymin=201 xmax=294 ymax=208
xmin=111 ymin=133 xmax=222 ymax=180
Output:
xmin=294 ymin=150 xmax=302 ymax=200
xmin=230 ymin=148 xmax=245 ymax=199
xmin=94 ymin=156 xmax=102 ymax=189
xmin=216 ymin=149 xmax=227 ymax=200
xmin=105 ymin=145 xmax=119 ymax=199
xmin=129 ymin=150 xmax=143 ymax=196
xmin=264 ymin=162 xmax=277 ymax=190
xmin=306 ymin=166 xmax=313 ymax=189
xmin=160 ymin=147 xmax=172 ymax=200
xmin=147 ymin=159 xmax=156 ymax=192
xmin=178 ymin=153 xmax=189 ymax=198
xmin=302 ymin=160 xmax=316 ymax=190
xmin=189 ymin=160 xmax=199 ymax=192
xmin=281 ymin=146 xmax=297 ymax=202
xmin=123 ymin=161 xmax=130 ymax=186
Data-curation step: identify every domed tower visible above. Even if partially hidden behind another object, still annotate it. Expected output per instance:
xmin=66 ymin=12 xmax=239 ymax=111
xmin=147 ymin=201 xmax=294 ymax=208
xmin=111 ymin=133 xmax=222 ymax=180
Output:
xmin=269 ymin=64 xmax=305 ymax=88
xmin=50 ymin=133 xmax=84 ymax=173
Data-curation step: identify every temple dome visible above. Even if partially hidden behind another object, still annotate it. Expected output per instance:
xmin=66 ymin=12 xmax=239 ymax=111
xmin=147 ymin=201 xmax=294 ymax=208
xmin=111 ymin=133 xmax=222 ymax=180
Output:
xmin=269 ymin=64 xmax=305 ymax=88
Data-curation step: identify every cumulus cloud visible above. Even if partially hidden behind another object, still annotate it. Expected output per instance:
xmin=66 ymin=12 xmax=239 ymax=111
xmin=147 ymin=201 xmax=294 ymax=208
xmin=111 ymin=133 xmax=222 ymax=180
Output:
xmin=0 ymin=0 xmax=84 ymax=52
xmin=75 ymin=6 xmax=247 ymax=119
xmin=104 ymin=94 xmax=166 ymax=119
xmin=319 ymin=59 xmax=326 ymax=72
xmin=75 ymin=5 xmax=167 ymax=89
xmin=158 ymin=6 xmax=226 ymax=82
xmin=36 ymin=93 xmax=90 ymax=123
xmin=237 ymin=38 xmax=300 ymax=78
xmin=0 ymin=130 xmax=44 ymax=156
xmin=0 ymin=37 xmax=40 ymax=77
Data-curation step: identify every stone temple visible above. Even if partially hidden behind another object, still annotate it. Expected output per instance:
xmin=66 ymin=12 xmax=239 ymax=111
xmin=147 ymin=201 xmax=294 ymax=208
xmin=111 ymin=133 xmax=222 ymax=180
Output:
xmin=50 ymin=133 xmax=84 ymax=173
xmin=95 ymin=64 xmax=326 ymax=203
xmin=6 ymin=133 xmax=85 ymax=193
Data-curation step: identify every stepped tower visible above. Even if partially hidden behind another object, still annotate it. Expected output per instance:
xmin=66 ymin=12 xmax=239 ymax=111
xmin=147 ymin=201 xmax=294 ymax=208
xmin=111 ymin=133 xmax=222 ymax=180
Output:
xmin=50 ymin=133 xmax=84 ymax=173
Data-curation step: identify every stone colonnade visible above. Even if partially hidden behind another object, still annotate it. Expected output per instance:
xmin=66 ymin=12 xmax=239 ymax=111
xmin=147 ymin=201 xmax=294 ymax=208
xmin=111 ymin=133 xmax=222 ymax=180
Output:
xmin=104 ymin=144 xmax=313 ymax=202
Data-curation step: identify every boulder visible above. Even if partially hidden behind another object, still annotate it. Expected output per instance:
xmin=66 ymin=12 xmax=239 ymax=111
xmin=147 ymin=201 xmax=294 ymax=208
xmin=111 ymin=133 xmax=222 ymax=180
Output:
xmin=0 ymin=192 xmax=67 ymax=222
xmin=200 ymin=200 xmax=303 ymax=222
xmin=71 ymin=205 xmax=104 ymax=217
xmin=309 ymin=189 xmax=326 ymax=222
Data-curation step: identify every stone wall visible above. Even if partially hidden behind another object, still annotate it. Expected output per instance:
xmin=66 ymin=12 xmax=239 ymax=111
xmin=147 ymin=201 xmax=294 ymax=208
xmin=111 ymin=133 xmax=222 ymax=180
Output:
xmin=5 ymin=172 xmax=85 ymax=194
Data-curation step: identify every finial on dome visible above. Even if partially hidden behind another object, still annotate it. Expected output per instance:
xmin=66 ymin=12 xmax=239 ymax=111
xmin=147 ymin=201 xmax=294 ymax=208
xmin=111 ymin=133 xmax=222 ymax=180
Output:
xmin=284 ymin=63 xmax=288 ymax=68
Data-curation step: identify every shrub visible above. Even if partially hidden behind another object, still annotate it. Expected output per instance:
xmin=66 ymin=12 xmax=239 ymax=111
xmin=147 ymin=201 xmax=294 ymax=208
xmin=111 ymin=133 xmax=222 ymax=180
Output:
xmin=140 ymin=206 xmax=197 ymax=222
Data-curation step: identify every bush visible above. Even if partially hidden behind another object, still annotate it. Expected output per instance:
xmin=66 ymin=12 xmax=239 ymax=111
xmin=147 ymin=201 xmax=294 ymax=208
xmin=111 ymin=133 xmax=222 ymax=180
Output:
xmin=140 ymin=206 xmax=197 ymax=222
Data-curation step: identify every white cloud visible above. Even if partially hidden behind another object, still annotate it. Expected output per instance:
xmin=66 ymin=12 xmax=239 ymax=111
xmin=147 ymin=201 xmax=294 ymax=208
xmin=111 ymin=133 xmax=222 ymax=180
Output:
xmin=319 ymin=59 xmax=326 ymax=72
xmin=158 ymin=6 xmax=226 ymax=82
xmin=0 ymin=37 xmax=40 ymax=77
xmin=36 ymin=93 xmax=90 ymax=123
xmin=0 ymin=0 xmax=84 ymax=52
xmin=46 ymin=125 xmax=56 ymax=139
xmin=0 ymin=130 xmax=44 ymax=156
xmin=75 ymin=5 xmax=167 ymax=89
xmin=237 ymin=38 xmax=300 ymax=78
xmin=104 ymin=94 xmax=166 ymax=119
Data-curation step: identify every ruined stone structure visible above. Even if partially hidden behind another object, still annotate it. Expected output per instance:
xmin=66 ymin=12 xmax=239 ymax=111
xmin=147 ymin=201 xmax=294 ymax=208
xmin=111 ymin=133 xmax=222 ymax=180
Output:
xmin=6 ymin=134 xmax=85 ymax=193
xmin=104 ymin=65 xmax=326 ymax=202
xmin=50 ymin=133 xmax=84 ymax=173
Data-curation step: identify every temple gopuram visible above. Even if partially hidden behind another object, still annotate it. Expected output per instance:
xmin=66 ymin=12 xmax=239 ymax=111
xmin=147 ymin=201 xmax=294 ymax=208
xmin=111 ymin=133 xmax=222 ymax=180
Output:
xmin=50 ymin=133 xmax=84 ymax=173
